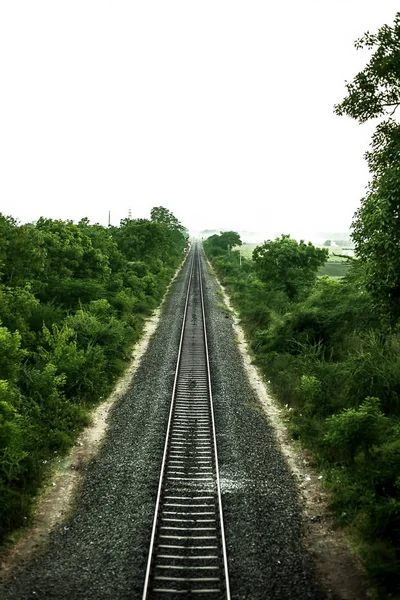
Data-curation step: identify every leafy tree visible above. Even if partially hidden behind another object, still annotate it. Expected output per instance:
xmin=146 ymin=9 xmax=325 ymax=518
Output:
xmin=0 ymin=325 xmax=25 ymax=381
xmin=219 ymin=231 xmax=242 ymax=249
xmin=335 ymin=12 xmax=400 ymax=320
xmin=35 ymin=218 xmax=110 ymax=281
xmin=0 ymin=214 xmax=45 ymax=286
xmin=150 ymin=206 xmax=184 ymax=231
xmin=150 ymin=206 xmax=188 ymax=264
xmin=334 ymin=14 xmax=400 ymax=123
xmin=0 ymin=383 xmax=29 ymax=483
xmin=77 ymin=219 xmax=126 ymax=274
xmin=203 ymin=231 xmax=242 ymax=256
xmin=113 ymin=209 xmax=186 ymax=269
xmin=0 ymin=207 xmax=188 ymax=543
xmin=324 ymin=397 xmax=389 ymax=464
xmin=112 ymin=219 xmax=168 ymax=265
xmin=0 ymin=286 xmax=40 ymax=348
xmin=252 ymin=235 xmax=328 ymax=300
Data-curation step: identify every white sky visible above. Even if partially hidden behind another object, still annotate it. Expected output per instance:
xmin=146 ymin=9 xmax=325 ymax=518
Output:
xmin=1 ymin=1 xmax=399 ymax=240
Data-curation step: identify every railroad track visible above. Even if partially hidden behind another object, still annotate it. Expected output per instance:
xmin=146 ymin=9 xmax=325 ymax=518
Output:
xmin=142 ymin=244 xmax=230 ymax=599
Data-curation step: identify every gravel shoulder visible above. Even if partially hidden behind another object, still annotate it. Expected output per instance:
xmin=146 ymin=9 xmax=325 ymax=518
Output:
xmin=203 ymin=254 xmax=367 ymax=600
xmin=202 ymin=254 xmax=326 ymax=600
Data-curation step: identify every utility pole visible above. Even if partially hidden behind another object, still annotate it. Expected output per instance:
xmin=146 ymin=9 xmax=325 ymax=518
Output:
xmin=108 ymin=210 xmax=111 ymax=227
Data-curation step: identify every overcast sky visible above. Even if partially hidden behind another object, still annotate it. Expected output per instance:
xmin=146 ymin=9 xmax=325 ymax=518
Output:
xmin=1 ymin=1 xmax=399 ymax=240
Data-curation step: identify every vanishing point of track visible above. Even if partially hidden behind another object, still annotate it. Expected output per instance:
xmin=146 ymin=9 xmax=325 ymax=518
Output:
xmin=142 ymin=244 xmax=231 ymax=599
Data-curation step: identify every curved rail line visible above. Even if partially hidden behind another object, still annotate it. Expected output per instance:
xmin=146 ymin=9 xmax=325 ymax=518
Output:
xmin=142 ymin=243 xmax=231 ymax=599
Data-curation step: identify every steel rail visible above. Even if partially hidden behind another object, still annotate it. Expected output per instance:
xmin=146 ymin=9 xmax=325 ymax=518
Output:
xmin=142 ymin=244 xmax=231 ymax=599
xmin=198 ymin=250 xmax=231 ymax=599
xmin=142 ymin=251 xmax=196 ymax=599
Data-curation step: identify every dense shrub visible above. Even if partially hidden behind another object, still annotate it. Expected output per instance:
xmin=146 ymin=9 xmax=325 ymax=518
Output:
xmin=0 ymin=207 xmax=187 ymax=545
xmin=204 ymin=233 xmax=400 ymax=597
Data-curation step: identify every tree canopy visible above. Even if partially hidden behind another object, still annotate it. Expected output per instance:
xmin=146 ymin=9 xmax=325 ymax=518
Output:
xmin=0 ymin=206 xmax=187 ymax=541
xmin=203 ymin=231 xmax=242 ymax=255
xmin=335 ymin=12 xmax=400 ymax=321
xmin=252 ymin=235 xmax=328 ymax=300
xmin=150 ymin=206 xmax=185 ymax=232
xmin=334 ymin=13 xmax=400 ymax=123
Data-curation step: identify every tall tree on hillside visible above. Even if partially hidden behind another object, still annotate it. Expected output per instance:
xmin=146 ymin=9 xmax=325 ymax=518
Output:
xmin=335 ymin=12 xmax=400 ymax=321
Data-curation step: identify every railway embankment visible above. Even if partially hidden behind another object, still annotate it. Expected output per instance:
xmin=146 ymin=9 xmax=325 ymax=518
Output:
xmin=0 ymin=245 xmax=366 ymax=599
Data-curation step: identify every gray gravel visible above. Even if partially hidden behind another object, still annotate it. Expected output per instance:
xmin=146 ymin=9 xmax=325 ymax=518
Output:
xmin=202 ymin=255 xmax=325 ymax=599
xmin=0 ymin=250 xmax=325 ymax=599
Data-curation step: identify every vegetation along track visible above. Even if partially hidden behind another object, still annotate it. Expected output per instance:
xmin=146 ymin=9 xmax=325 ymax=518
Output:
xmin=143 ymin=244 xmax=230 ymax=599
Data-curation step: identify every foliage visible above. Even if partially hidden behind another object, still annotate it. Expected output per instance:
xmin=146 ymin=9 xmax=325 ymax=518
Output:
xmin=0 ymin=206 xmax=187 ymax=545
xmin=334 ymin=13 xmax=400 ymax=123
xmin=296 ymin=375 xmax=322 ymax=416
xmin=0 ymin=215 xmax=45 ymax=286
xmin=202 ymin=16 xmax=400 ymax=594
xmin=203 ymin=231 xmax=242 ymax=256
xmin=351 ymin=165 xmax=400 ymax=321
xmin=335 ymin=12 xmax=400 ymax=322
xmin=252 ymin=235 xmax=328 ymax=300
xmin=324 ymin=397 xmax=389 ymax=463
xmin=318 ymin=261 xmax=351 ymax=278
xmin=150 ymin=206 xmax=186 ymax=232
xmin=204 ymin=231 xmax=400 ymax=596
xmin=0 ymin=325 xmax=25 ymax=381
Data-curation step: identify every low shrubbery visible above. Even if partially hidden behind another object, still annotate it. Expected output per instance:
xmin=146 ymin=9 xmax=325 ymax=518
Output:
xmin=0 ymin=207 xmax=187 ymax=544
xmin=204 ymin=233 xmax=400 ymax=598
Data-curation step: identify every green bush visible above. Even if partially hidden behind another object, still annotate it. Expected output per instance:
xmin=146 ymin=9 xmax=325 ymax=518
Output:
xmin=0 ymin=208 xmax=187 ymax=545
xmin=0 ymin=382 xmax=28 ymax=484
xmin=204 ymin=235 xmax=400 ymax=596
xmin=346 ymin=332 xmax=400 ymax=414
xmin=65 ymin=309 xmax=131 ymax=359
xmin=0 ymin=325 xmax=25 ymax=381
xmin=296 ymin=375 xmax=322 ymax=415
xmin=324 ymin=397 xmax=389 ymax=464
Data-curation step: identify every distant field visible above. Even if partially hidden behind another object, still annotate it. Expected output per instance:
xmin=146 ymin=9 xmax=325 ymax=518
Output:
xmin=237 ymin=243 xmax=257 ymax=258
xmin=326 ymin=253 xmax=352 ymax=262
xmin=318 ymin=262 xmax=351 ymax=277
xmin=237 ymin=244 xmax=352 ymax=278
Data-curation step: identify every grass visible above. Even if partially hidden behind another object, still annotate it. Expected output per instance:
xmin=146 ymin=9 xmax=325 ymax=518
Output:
xmin=327 ymin=253 xmax=353 ymax=262
xmin=217 ymin=301 xmax=233 ymax=317
xmin=236 ymin=244 xmax=353 ymax=278
xmin=238 ymin=244 xmax=354 ymax=261
xmin=318 ymin=262 xmax=351 ymax=278
xmin=236 ymin=244 xmax=257 ymax=258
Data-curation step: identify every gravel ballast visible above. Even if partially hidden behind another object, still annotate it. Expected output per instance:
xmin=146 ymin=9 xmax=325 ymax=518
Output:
xmin=202 ymin=254 xmax=325 ymax=599
xmin=0 ymin=249 xmax=325 ymax=599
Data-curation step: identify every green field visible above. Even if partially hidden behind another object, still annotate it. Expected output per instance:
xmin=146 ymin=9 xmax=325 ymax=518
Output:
xmin=238 ymin=244 xmax=352 ymax=278
xmin=326 ymin=253 xmax=352 ymax=262
xmin=236 ymin=243 xmax=257 ymax=258
xmin=318 ymin=262 xmax=351 ymax=277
